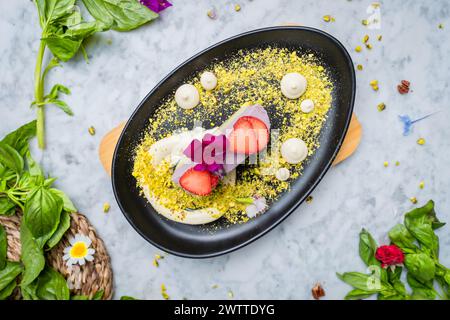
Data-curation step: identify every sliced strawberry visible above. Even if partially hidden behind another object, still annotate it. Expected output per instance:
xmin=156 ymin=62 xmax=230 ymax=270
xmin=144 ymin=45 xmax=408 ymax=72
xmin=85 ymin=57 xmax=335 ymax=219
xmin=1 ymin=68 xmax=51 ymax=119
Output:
xmin=210 ymin=174 xmax=220 ymax=188
xmin=229 ymin=116 xmax=269 ymax=155
xmin=246 ymin=116 xmax=269 ymax=152
xmin=179 ymin=168 xmax=218 ymax=196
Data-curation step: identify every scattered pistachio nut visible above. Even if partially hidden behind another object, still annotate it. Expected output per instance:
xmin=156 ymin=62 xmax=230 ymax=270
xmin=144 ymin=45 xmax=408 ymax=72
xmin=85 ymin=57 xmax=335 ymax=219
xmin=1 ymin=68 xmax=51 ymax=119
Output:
xmin=438 ymin=23 xmax=444 ymax=29
xmin=419 ymin=181 xmax=425 ymax=189
xmin=377 ymin=35 xmax=383 ymax=41
xmin=377 ymin=103 xmax=386 ymax=112
xmin=234 ymin=4 xmax=241 ymax=12
xmin=362 ymin=19 xmax=369 ymax=26
xmin=355 ymin=46 xmax=362 ymax=53
xmin=395 ymin=161 xmax=400 ymax=166
xmin=161 ymin=284 xmax=170 ymax=300
xmin=306 ymin=196 xmax=313 ymax=204
xmin=228 ymin=290 xmax=234 ymax=298
xmin=357 ymin=64 xmax=363 ymax=71
xmin=366 ymin=43 xmax=373 ymax=50
xmin=103 ymin=202 xmax=110 ymax=213
xmin=88 ymin=126 xmax=96 ymax=136
xmin=363 ymin=35 xmax=369 ymax=43
xmin=323 ymin=15 xmax=335 ymax=22
xmin=207 ymin=9 xmax=217 ymax=19
xmin=383 ymin=161 xmax=389 ymax=167
xmin=410 ymin=197 xmax=418 ymax=204
xmin=153 ymin=259 xmax=159 ymax=267
xmin=417 ymin=138 xmax=425 ymax=145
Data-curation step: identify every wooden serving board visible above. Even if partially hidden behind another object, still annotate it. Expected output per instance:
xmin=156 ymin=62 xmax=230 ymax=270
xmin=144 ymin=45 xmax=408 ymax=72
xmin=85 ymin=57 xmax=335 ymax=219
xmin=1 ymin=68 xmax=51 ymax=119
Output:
xmin=98 ymin=114 xmax=362 ymax=176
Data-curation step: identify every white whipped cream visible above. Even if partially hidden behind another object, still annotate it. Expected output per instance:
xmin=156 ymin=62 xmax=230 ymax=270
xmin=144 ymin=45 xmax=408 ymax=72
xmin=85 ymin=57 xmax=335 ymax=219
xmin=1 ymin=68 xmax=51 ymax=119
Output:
xmin=280 ymin=72 xmax=307 ymax=99
xmin=200 ymin=71 xmax=217 ymax=91
xmin=281 ymin=138 xmax=308 ymax=164
xmin=300 ymin=99 xmax=315 ymax=113
xmin=175 ymin=84 xmax=200 ymax=109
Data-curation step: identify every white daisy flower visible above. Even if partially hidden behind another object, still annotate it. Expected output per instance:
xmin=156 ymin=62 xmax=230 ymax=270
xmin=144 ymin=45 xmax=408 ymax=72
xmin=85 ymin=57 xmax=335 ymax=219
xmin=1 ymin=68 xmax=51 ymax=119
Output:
xmin=63 ymin=234 xmax=96 ymax=267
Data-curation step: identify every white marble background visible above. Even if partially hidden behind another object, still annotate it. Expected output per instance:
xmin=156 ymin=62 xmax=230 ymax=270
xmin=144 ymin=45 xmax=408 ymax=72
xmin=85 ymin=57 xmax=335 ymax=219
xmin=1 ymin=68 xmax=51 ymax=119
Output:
xmin=1 ymin=0 xmax=450 ymax=300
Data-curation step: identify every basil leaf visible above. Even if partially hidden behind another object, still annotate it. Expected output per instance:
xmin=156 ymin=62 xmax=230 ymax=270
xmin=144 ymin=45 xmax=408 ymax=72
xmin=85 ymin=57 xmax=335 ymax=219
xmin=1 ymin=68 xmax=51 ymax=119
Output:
xmin=0 ymin=197 xmax=16 ymax=216
xmin=47 ymin=83 xmax=71 ymax=99
xmin=337 ymin=272 xmax=383 ymax=292
xmin=0 ymin=121 xmax=36 ymax=157
xmin=82 ymin=0 xmax=158 ymax=32
xmin=344 ymin=289 xmax=375 ymax=300
xmin=92 ymin=289 xmax=104 ymax=300
xmin=388 ymin=224 xmax=418 ymax=253
xmin=0 ymin=261 xmax=22 ymax=291
xmin=21 ymin=281 xmax=39 ymax=300
xmin=46 ymin=210 xmax=71 ymax=249
xmin=20 ymin=223 xmax=45 ymax=286
xmin=26 ymin=150 xmax=43 ymax=176
xmin=0 ymin=278 xmax=17 ymax=300
xmin=0 ymin=225 xmax=6 ymax=270
xmin=48 ymin=99 xmax=74 ymax=116
xmin=71 ymin=294 xmax=89 ymax=300
xmin=0 ymin=143 xmax=24 ymax=174
xmin=37 ymin=0 xmax=76 ymax=27
xmin=36 ymin=267 xmax=70 ymax=300
xmin=404 ymin=253 xmax=436 ymax=283
xmin=50 ymin=188 xmax=77 ymax=213
xmin=120 ymin=295 xmax=137 ymax=300
xmin=24 ymin=186 xmax=63 ymax=241
xmin=42 ymin=36 xmax=82 ymax=62
xmin=359 ymin=229 xmax=379 ymax=266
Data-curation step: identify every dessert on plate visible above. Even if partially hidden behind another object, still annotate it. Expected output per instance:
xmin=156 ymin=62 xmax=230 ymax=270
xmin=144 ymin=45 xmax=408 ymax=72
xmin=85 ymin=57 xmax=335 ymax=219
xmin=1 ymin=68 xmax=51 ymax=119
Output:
xmin=133 ymin=47 xmax=333 ymax=225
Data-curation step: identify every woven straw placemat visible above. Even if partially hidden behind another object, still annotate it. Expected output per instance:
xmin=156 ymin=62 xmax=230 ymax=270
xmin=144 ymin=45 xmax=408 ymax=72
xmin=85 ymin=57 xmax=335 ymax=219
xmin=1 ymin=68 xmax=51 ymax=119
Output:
xmin=0 ymin=212 xmax=113 ymax=300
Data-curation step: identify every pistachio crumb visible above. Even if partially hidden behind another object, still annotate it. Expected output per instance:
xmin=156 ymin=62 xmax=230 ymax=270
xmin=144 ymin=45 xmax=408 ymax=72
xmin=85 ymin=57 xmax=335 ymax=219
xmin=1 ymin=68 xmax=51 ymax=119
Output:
xmin=234 ymin=4 xmax=241 ymax=12
xmin=419 ymin=181 xmax=425 ymax=189
xmin=395 ymin=161 xmax=400 ymax=166
xmin=88 ymin=126 xmax=96 ymax=136
xmin=377 ymin=103 xmax=386 ymax=112
xmin=161 ymin=284 xmax=170 ymax=300
xmin=383 ymin=161 xmax=389 ymax=168
xmin=323 ymin=15 xmax=335 ymax=22
xmin=306 ymin=196 xmax=313 ymax=204
xmin=366 ymin=43 xmax=373 ymax=50
xmin=362 ymin=19 xmax=368 ymax=26
xmin=355 ymin=45 xmax=362 ymax=53
xmin=212 ymin=284 xmax=219 ymax=289
xmin=228 ymin=290 xmax=234 ymax=299
xmin=377 ymin=35 xmax=383 ymax=41
xmin=153 ymin=259 xmax=159 ymax=267
xmin=417 ymin=138 xmax=425 ymax=145
xmin=207 ymin=9 xmax=217 ymax=19
xmin=363 ymin=35 xmax=369 ymax=43
xmin=357 ymin=64 xmax=363 ymax=71
xmin=438 ymin=23 xmax=444 ymax=29
xmin=103 ymin=202 xmax=110 ymax=213
xmin=410 ymin=197 xmax=418 ymax=204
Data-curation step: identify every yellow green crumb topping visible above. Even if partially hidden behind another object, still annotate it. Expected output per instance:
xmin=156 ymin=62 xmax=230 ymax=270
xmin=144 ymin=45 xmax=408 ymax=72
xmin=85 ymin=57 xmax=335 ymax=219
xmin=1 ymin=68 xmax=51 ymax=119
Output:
xmin=132 ymin=47 xmax=333 ymax=224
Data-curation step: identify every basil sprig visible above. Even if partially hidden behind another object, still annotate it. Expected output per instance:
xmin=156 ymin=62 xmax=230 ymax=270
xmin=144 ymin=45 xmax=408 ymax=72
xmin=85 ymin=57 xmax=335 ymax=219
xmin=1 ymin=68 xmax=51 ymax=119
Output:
xmin=32 ymin=0 xmax=158 ymax=148
xmin=0 ymin=121 xmax=79 ymax=300
xmin=338 ymin=201 xmax=450 ymax=300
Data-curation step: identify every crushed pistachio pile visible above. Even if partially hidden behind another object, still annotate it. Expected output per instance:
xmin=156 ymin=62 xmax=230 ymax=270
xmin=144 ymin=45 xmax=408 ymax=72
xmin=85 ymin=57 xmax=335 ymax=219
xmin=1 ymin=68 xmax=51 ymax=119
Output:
xmin=133 ymin=47 xmax=333 ymax=224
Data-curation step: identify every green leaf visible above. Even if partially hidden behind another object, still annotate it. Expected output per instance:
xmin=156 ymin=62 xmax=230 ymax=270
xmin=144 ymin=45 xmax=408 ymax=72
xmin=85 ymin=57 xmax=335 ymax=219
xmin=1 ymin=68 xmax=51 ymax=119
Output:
xmin=388 ymin=224 xmax=418 ymax=253
xmin=404 ymin=253 xmax=436 ymax=283
xmin=0 ymin=143 xmax=24 ymax=174
xmin=47 ymin=83 xmax=71 ymax=99
xmin=49 ymin=99 xmax=74 ymax=116
xmin=0 ymin=197 xmax=16 ymax=216
xmin=0 ymin=121 xmax=36 ymax=156
xmin=71 ymin=294 xmax=89 ymax=300
xmin=337 ymin=272 xmax=383 ymax=292
xmin=359 ymin=229 xmax=379 ymax=266
xmin=24 ymin=186 xmax=63 ymax=241
xmin=82 ymin=0 xmax=158 ymax=32
xmin=0 ymin=278 xmax=17 ymax=300
xmin=344 ymin=288 xmax=375 ymax=300
xmin=39 ymin=0 xmax=76 ymax=27
xmin=0 ymin=261 xmax=22 ymax=291
xmin=20 ymin=223 xmax=45 ymax=286
xmin=21 ymin=281 xmax=39 ymax=300
xmin=25 ymin=150 xmax=43 ymax=176
xmin=92 ymin=289 xmax=104 ymax=300
xmin=50 ymin=188 xmax=77 ymax=213
xmin=0 ymin=225 xmax=6 ymax=269
xmin=120 ymin=295 xmax=137 ymax=300
xmin=36 ymin=267 xmax=70 ymax=300
xmin=46 ymin=210 xmax=71 ymax=249
xmin=43 ymin=36 xmax=82 ymax=62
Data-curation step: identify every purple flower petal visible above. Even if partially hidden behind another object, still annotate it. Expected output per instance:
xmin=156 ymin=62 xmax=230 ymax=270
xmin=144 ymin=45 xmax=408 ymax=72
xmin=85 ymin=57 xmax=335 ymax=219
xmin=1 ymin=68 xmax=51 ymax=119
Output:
xmin=140 ymin=0 xmax=172 ymax=13
xmin=193 ymin=164 xmax=207 ymax=171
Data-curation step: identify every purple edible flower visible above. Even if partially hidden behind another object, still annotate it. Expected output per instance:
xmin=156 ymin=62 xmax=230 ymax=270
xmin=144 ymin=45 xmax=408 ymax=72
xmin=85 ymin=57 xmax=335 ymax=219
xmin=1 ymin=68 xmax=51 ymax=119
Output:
xmin=184 ymin=133 xmax=228 ymax=173
xmin=140 ymin=0 xmax=172 ymax=13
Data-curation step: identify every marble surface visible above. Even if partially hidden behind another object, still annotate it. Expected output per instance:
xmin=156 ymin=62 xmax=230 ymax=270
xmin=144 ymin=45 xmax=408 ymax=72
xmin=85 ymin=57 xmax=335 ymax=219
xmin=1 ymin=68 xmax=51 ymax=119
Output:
xmin=1 ymin=0 xmax=450 ymax=300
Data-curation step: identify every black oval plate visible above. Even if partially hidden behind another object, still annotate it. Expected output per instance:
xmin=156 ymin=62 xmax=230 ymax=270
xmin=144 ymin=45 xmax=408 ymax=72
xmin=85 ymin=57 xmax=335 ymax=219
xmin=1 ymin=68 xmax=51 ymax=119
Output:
xmin=112 ymin=26 xmax=356 ymax=258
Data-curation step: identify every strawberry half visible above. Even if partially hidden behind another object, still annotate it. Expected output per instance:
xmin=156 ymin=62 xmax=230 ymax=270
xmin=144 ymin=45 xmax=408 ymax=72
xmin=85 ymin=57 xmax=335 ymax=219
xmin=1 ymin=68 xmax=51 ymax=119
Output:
xmin=179 ymin=168 xmax=219 ymax=196
xmin=229 ymin=116 xmax=269 ymax=155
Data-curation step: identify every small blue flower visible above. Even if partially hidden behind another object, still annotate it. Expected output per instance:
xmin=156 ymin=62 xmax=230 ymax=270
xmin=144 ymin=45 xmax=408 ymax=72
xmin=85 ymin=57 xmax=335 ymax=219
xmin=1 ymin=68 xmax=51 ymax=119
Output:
xmin=398 ymin=112 xmax=437 ymax=136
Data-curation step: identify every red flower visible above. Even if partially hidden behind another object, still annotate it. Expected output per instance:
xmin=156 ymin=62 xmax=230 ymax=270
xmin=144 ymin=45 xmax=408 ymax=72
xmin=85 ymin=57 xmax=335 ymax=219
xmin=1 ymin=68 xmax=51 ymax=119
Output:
xmin=375 ymin=245 xmax=404 ymax=268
